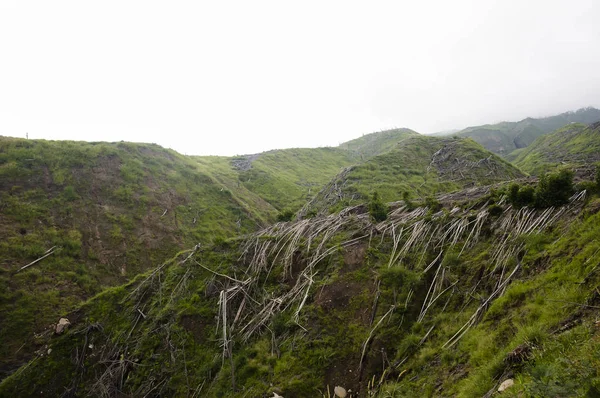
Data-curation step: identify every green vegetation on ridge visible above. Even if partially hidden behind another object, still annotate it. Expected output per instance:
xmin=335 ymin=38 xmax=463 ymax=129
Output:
xmin=302 ymin=135 xmax=523 ymax=215
xmin=2 ymin=174 xmax=599 ymax=397
xmin=338 ymin=128 xmax=419 ymax=159
xmin=453 ymin=107 xmax=600 ymax=156
xmin=2 ymin=112 xmax=600 ymax=397
xmin=0 ymin=136 xmax=274 ymax=378
xmin=511 ymin=122 xmax=600 ymax=175
xmin=229 ymin=147 xmax=359 ymax=211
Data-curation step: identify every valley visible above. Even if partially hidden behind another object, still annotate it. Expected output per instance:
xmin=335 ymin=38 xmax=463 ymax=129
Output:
xmin=1 ymin=108 xmax=600 ymax=397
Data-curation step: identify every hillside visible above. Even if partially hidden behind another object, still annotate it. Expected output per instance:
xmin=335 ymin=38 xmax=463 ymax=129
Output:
xmin=0 ymin=137 xmax=276 ymax=378
xmin=0 ymin=130 xmax=433 ymax=380
xmin=300 ymin=135 xmax=524 ymax=217
xmin=337 ymin=128 xmax=419 ymax=159
xmin=2 ymin=173 xmax=599 ymax=397
xmin=213 ymin=147 xmax=359 ymax=212
xmin=194 ymin=129 xmax=420 ymax=215
xmin=453 ymin=107 xmax=600 ymax=156
xmin=1 ymin=115 xmax=599 ymax=397
xmin=510 ymin=122 xmax=600 ymax=175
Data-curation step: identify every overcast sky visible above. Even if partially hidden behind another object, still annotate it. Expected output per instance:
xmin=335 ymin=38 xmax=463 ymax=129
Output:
xmin=1 ymin=1 xmax=599 ymax=156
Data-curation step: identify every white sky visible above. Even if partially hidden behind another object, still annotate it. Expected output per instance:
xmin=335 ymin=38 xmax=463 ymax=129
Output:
xmin=1 ymin=1 xmax=599 ymax=156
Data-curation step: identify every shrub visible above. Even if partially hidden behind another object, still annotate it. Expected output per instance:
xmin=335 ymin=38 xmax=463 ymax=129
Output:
xmin=535 ymin=169 xmax=574 ymax=208
xmin=62 ymin=185 xmax=78 ymax=201
xmin=402 ymin=191 xmax=414 ymax=210
xmin=507 ymin=183 xmax=535 ymax=207
xmin=488 ymin=204 xmax=503 ymax=217
xmin=518 ymin=186 xmax=535 ymax=206
xmin=508 ymin=183 xmax=520 ymax=204
xmin=368 ymin=191 xmax=388 ymax=222
xmin=276 ymin=209 xmax=295 ymax=222
xmin=424 ymin=196 xmax=442 ymax=212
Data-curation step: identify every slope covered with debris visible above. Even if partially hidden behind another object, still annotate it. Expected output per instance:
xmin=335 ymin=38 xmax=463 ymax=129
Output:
xmin=2 ymin=175 xmax=598 ymax=397
xmin=300 ymin=135 xmax=523 ymax=217
xmin=510 ymin=121 xmax=600 ymax=176
xmin=0 ymin=137 xmax=279 ymax=379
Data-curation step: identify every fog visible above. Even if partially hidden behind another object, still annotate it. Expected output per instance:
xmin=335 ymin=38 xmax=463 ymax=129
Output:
xmin=1 ymin=1 xmax=599 ymax=155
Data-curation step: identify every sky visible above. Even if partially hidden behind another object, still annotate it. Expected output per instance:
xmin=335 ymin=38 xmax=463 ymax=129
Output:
xmin=1 ymin=1 xmax=599 ymax=156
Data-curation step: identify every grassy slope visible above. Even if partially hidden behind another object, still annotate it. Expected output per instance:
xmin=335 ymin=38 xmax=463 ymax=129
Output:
xmin=194 ymin=129 xmax=418 ymax=215
xmin=337 ymin=128 xmax=419 ymax=159
xmin=233 ymin=147 xmax=360 ymax=211
xmin=2 ymin=121 xmax=597 ymax=395
xmin=454 ymin=107 xmax=600 ymax=156
xmin=0 ymin=129 xmax=421 ymax=379
xmin=302 ymin=135 xmax=523 ymax=215
xmin=3 ymin=180 xmax=599 ymax=397
xmin=380 ymin=197 xmax=600 ymax=397
xmin=512 ymin=122 xmax=600 ymax=175
xmin=0 ymin=137 xmax=274 ymax=378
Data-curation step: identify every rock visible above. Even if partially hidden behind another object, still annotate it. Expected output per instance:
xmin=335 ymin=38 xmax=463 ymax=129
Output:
xmin=334 ymin=386 xmax=347 ymax=398
xmin=47 ymin=348 xmax=52 ymax=355
xmin=498 ymin=378 xmax=514 ymax=392
xmin=55 ymin=318 xmax=71 ymax=334
xmin=272 ymin=393 xmax=283 ymax=398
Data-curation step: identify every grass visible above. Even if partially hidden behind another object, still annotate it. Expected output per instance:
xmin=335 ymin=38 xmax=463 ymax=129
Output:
xmin=455 ymin=107 xmax=600 ymax=157
xmin=0 ymin=136 xmax=277 ymax=378
xmin=513 ymin=122 xmax=600 ymax=175
xmin=306 ymin=135 xmax=523 ymax=214
xmin=229 ymin=147 xmax=358 ymax=211
xmin=3 ymin=192 xmax=600 ymax=396
xmin=1 ymin=127 xmax=599 ymax=396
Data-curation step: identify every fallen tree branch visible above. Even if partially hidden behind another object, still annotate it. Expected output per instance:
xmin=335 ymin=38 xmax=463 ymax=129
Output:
xmin=359 ymin=305 xmax=395 ymax=373
xmin=17 ymin=246 xmax=57 ymax=272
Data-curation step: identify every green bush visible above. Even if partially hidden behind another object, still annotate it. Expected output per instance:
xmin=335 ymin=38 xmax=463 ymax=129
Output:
xmin=507 ymin=183 xmax=535 ymax=207
xmin=402 ymin=191 xmax=414 ymax=210
xmin=535 ymin=169 xmax=574 ymax=208
xmin=276 ymin=209 xmax=295 ymax=222
xmin=62 ymin=185 xmax=78 ymax=201
xmin=424 ymin=196 xmax=442 ymax=212
xmin=368 ymin=191 xmax=388 ymax=222
xmin=518 ymin=186 xmax=535 ymax=206
xmin=488 ymin=204 xmax=503 ymax=217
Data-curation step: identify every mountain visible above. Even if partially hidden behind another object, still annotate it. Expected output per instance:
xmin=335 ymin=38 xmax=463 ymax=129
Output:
xmin=2 ymin=173 xmax=598 ymax=397
xmin=510 ymin=121 xmax=600 ymax=175
xmin=300 ymin=134 xmax=524 ymax=216
xmin=0 ymin=137 xmax=276 ymax=377
xmin=200 ymin=147 xmax=359 ymax=212
xmin=337 ymin=128 xmax=419 ymax=159
xmin=194 ymin=128 xmax=419 ymax=215
xmin=453 ymin=107 xmax=600 ymax=156
xmin=1 ymin=113 xmax=600 ymax=397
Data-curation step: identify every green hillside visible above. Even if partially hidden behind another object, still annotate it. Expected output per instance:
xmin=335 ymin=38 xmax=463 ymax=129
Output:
xmin=0 ymin=129 xmax=421 ymax=379
xmin=337 ymin=128 xmax=419 ymax=159
xmin=301 ymin=135 xmax=524 ymax=216
xmin=1 ymin=111 xmax=599 ymax=397
xmin=2 ymin=173 xmax=598 ymax=397
xmin=224 ymin=147 xmax=360 ymax=212
xmin=511 ymin=122 xmax=600 ymax=175
xmin=193 ymin=129 xmax=421 ymax=216
xmin=454 ymin=107 xmax=600 ymax=156
xmin=0 ymin=137 xmax=275 ymax=378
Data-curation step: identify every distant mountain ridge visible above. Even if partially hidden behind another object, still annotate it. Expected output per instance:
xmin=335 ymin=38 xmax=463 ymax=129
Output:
xmin=449 ymin=107 xmax=600 ymax=156
xmin=511 ymin=121 xmax=600 ymax=175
